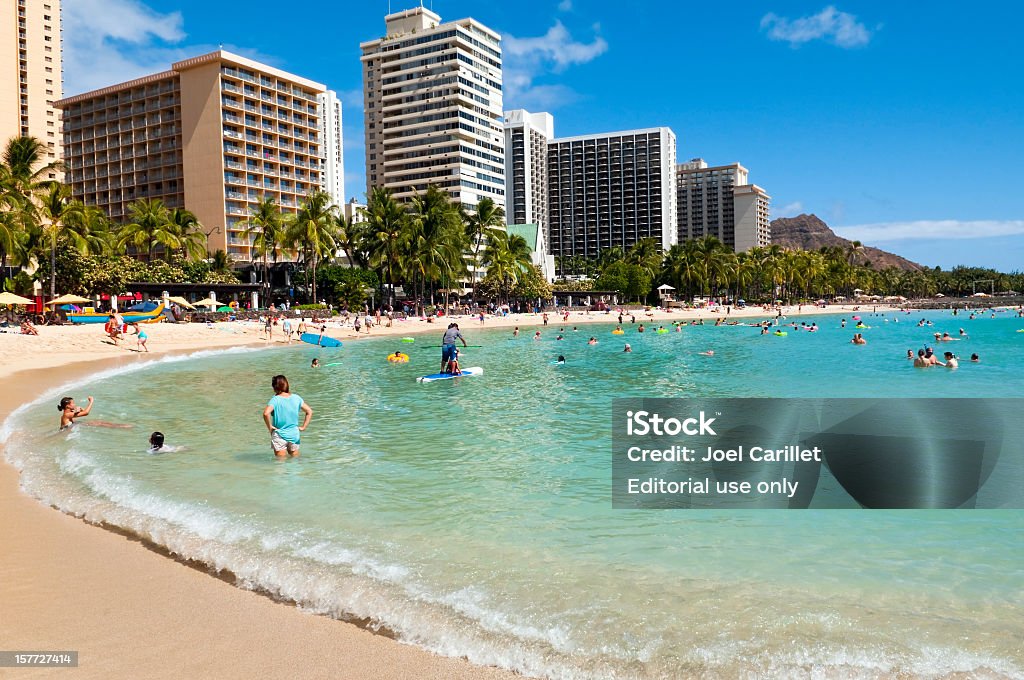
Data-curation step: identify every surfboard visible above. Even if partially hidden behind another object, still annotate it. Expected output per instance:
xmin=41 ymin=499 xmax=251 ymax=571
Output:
xmin=300 ymin=333 xmax=342 ymax=348
xmin=417 ymin=367 xmax=483 ymax=383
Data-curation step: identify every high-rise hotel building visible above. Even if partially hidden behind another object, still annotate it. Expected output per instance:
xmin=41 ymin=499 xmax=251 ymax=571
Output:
xmin=57 ymin=51 xmax=325 ymax=260
xmin=317 ymin=89 xmax=344 ymax=206
xmin=503 ymin=109 xmax=553 ymax=233
xmin=1 ymin=0 xmax=62 ymax=178
xmin=546 ymin=128 xmax=677 ymax=261
xmin=360 ymin=7 xmax=505 ymax=207
xmin=676 ymin=158 xmax=770 ymax=251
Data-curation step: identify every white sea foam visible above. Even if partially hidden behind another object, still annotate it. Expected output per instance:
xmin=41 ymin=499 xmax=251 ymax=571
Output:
xmin=3 ymin=343 xmax=1022 ymax=680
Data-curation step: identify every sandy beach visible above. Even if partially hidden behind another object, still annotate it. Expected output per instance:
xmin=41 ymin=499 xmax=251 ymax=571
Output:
xmin=0 ymin=302 xmax=893 ymax=679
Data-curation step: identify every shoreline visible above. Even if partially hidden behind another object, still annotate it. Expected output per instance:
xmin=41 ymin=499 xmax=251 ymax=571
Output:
xmin=0 ymin=343 xmax=520 ymax=679
xmin=0 ymin=302 xmax=919 ymax=679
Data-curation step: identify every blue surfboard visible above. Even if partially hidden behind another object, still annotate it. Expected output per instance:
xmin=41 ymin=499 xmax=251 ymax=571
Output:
xmin=417 ymin=367 xmax=483 ymax=383
xmin=300 ymin=332 xmax=342 ymax=348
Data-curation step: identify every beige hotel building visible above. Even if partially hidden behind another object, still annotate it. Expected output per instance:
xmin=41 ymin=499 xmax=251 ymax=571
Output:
xmin=360 ymin=7 xmax=505 ymax=207
xmin=1 ymin=0 xmax=62 ymax=178
xmin=57 ymin=51 xmax=325 ymax=260
xmin=676 ymin=159 xmax=771 ymax=252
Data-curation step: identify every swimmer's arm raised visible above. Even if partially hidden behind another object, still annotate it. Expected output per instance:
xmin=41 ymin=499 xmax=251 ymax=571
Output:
xmin=76 ymin=396 xmax=95 ymax=418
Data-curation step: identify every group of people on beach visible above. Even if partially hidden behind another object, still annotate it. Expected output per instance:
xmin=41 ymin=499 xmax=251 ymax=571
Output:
xmin=102 ymin=311 xmax=149 ymax=351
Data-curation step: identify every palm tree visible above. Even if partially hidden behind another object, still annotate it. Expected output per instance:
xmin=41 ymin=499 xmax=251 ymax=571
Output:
xmin=481 ymin=232 xmax=532 ymax=302
xmin=1 ymin=136 xmax=60 ymax=200
xmin=362 ymin=187 xmax=408 ymax=306
xmin=38 ymin=183 xmax=85 ymax=297
xmin=334 ymin=212 xmax=368 ymax=269
xmin=407 ymin=186 xmax=465 ymax=313
xmin=846 ymin=240 xmax=865 ymax=267
xmin=241 ymin=197 xmax=285 ymax=303
xmin=0 ymin=136 xmax=61 ymax=275
xmin=732 ymin=251 xmax=756 ymax=303
xmin=761 ymin=244 xmax=787 ymax=302
xmin=117 ymin=199 xmax=175 ymax=262
xmin=0 ymin=205 xmax=26 ymax=276
xmin=597 ymin=245 xmax=625 ymax=273
xmin=625 ymin=237 xmax=664 ymax=282
xmin=464 ymin=197 xmax=505 ymax=299
xmin=168 ymin=207 xmax=207 ymax=261
xmin=285 ymin=191 xmax=337 ymax=304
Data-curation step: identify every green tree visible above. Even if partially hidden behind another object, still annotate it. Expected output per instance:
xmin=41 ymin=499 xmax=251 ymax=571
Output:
xmin=407 ymin=186 xmax=466 ymax=313
xmin=464 ymin=197 xmax=505 ymax=299
xmin=594 ymin=261 xmax=630 ymax=297
xmin=0 ymin=136 xmax=61 ymax=272
xmin=117 ymin=199 xmax=175 ymax=262
xmin=286 ymin=190 xmax=337 ymax=304
xmin=362 ymin=187 xmax=408 ymax=306
xmin=168 ymin=207 xmax=207 ymax=261
xmin=38 ymin=183 xmax=85 ymax=297
xmin=240 ymin=196 xmax=286 ymax=303
xmin=625 ymin=237 xmax=664 ymax=282
xmin=334 ymin=212 xmax=369 ymax=269
xmin=479 ymin=231 xmax=532 ymax=303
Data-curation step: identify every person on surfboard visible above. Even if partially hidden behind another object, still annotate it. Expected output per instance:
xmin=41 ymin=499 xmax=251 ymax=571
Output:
xmin=441 ymin=323 xmax=467 ymax=374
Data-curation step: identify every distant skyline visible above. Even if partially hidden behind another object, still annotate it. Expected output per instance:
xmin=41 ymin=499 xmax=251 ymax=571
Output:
xmin=59 ymin=0 xmax=1024 ymax=271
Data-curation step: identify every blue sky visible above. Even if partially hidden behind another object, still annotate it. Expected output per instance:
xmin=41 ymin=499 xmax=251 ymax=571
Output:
xmin=61 ymin=1 xmax=1024 ymax=271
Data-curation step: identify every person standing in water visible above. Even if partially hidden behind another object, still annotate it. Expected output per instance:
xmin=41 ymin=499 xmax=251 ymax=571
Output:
xmin=263 ymin=375 xmax=313 ymax=458
xmin=440 ymin=322 xmax=467 ymax=374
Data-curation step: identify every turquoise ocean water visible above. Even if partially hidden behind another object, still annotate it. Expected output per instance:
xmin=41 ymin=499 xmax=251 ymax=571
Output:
xmin=3 ymin=310 xmax=1023 ymax=678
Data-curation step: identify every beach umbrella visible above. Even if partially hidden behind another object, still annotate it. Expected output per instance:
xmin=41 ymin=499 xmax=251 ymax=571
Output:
xmin=167 ymin=296 xmax=195 ymax=309
xmin=657 ymin=284 xmax=675 ymax=291
xmin=193 ymin=298 xmax=219 ymax=308
xmin=217 ymin=305 xmax=234 ymax=312
xmin=45 ymin=293 xmax=91 ymax=306
xmin=0 ymin=292 xmax=34 ymax=305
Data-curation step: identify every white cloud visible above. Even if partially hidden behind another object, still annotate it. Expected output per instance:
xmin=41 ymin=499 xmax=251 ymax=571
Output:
xmin=511 ymin=84 xmax=581 ymax=112
xmin=761 ymin=6 xmax=872 ymax=48
xmin=63 ymin=0 xmax=187 ymax=93
xmin=558 ymin=0 xmax=573 ymax=11
xmin=776 ymin=201 xmax=804 ymax=217
xmin=504 ymin=21 xmax=608 ymax=71
xmin=62 ymin=0 xmax=279 ymax=95
xmin=834 ymin=220 xmax=1024 ymax=242
xmin=503 ymin=21 xmax=607 ymax=108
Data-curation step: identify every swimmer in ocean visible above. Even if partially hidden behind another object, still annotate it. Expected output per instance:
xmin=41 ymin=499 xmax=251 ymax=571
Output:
xmin=59 ymin=395 xmax=93 ymax=429
xmin=149 ymin=431 xmax=166 ymax=453
xmin=624 ymin=343 xmax=632 ymax=353
xmin=588 ymin=337 xmax=598 ymax=345
xmin=698 ymin=350 xmax=714 ymax=356
xmin=311 ymin=358 xmax=320 ymax=368
xmin=58 ymin=396 xmax=130 ymax=430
